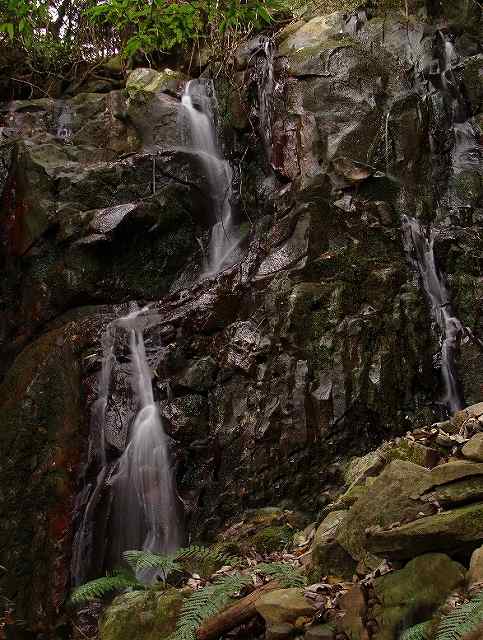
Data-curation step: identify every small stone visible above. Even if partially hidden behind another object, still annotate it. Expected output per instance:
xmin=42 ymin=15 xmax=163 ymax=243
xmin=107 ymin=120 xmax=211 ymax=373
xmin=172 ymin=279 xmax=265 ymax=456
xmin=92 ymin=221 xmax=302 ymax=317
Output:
xmin=255 ymin=588 xmax=316 ymax=626
xmin=462 ymin=433 xmax=483 ymax=462
xmin=266 ymin=622 xmax=295 ymax=640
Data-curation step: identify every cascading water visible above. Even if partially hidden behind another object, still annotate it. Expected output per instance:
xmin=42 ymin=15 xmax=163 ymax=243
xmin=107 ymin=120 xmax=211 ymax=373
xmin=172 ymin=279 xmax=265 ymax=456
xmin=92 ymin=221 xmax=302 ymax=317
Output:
xmin=401 ymin=216 xmax=464 ymax=413
xmin=72 ymin=306 xmax=182 ymax=584
xmin=108 ymin=308 xmax=181 ymax=561
xmin=181 ymin=79 xmax=242 ymax=275
xmin=395 ymin=28 xmax=480 ymax=415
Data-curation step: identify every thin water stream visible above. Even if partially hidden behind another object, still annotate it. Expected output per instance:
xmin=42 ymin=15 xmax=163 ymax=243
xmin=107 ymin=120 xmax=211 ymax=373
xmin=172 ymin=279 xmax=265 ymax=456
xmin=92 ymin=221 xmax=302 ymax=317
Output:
xmin=401 ymin=216 xmax=464 ymax=412
xmin=181 ymin=79 xmax=242 ymax=275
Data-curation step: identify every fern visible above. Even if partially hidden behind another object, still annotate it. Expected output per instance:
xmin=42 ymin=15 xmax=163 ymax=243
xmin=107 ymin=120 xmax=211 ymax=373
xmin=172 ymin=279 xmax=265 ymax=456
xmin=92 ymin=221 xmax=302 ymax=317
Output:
xmin=69 ymin=570 xmax=142 ymax=605
xmin=255 ymin=562 xmax=307 ymax=588
xmin=171 ymin=572 xmax=252 ymax=640
xmin=123 ymin=549 xmax=181 ymax=578
xmin=400 ymin=621 xmax=431 ymax=640
xmin=174 ymin=544 xmax=240 ymax=577
xmin=124 ymin=545 xmax=240 ymax=580
xmin=435 ymin=592 xmax=483 ymax=640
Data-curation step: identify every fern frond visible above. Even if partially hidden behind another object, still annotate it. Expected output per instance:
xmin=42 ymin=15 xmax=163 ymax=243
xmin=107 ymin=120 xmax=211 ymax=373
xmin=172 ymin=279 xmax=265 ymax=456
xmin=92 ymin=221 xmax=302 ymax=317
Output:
xmin=171 ymin=572 xmax=252 ymax=640
xmin=70 ymin=570 xmax=142 ymax=605
xmin=174 ymin=545 xmax=241 ymax=577
xmin=123 ymin=549 xmax=181 ymax=577
xmin=400 ymin=621 xmax=431 ymax=640
xmin=435 ymin=592 xmax=483 ymax=640
xmin=255 ymin=562 xmax=307 ymax=588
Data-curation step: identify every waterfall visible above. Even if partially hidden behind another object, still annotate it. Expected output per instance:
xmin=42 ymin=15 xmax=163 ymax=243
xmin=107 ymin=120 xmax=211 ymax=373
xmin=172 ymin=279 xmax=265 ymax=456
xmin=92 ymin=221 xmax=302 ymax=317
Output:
xmin=108 ymin=307 xmax=182 ymax=562
xmin=72 ymin=306 xmax=182 ymax=584
xmin=181 ymin=79 xmax=242 ymax=275
xmin=401 ymin=216 xmax=464 ymax=413
xmin=256 ymin=38 xmax=275 ymax=163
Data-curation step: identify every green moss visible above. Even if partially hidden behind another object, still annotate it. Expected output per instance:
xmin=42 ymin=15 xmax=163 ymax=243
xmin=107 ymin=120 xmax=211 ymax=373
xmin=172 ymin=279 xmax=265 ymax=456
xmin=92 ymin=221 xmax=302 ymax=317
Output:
xmin=252 ymin=526 xmax=294 ymax=553
xmin=100 ymin=589 xmax=185 ymax=640
xmin=288 ymin=35 xmax=357 ymax=63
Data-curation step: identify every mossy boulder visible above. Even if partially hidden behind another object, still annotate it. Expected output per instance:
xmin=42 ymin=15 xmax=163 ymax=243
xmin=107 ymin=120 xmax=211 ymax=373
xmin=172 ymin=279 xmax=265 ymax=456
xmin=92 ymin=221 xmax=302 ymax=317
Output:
xmin=372 ymin=554 xmax=466 ymax=640
xmin=463 ymin=434 xmax=483 ymax=463
xmin=336 ymin=461 xmax=430 ymax=563
xmin=125 ymin=67 xmax=186 ymax=98
xmin=217 ymin=508 xmax=307 ymax=554
xmin=309 ymin=511 xmax=357 ymax=580
xmin=99 ymin=588 xmax=185 ymax=640
xmin=367 ymin=502 xmax=483 ymax=560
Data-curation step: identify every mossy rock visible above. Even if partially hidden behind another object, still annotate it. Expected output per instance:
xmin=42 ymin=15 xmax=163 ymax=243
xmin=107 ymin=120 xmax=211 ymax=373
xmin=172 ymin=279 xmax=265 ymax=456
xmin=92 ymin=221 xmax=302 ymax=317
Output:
xmin=252 ymin=525 xmax=295 ymax=553
xmin=372 ymin=554 xmax=466 ymax=640
xmin=99 ymin=588 xmax=185 ymax=640
xmin=367 ymin=502 xmax=483 ymax=560
xmin=336 ymin=460 xmax=430 ymax=563
xmin=217 ymin=508 xmax=307 ymax=554
xmin=125 ymin=67 xmax=186 ymax=98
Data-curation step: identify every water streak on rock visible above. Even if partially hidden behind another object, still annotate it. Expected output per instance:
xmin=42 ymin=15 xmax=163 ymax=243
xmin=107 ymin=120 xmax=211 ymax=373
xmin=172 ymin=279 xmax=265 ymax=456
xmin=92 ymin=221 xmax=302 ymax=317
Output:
xmin=181 ymin=79 xmax=241 ymax=275
xmin=402 ymin=216 xmax=464 ymax=413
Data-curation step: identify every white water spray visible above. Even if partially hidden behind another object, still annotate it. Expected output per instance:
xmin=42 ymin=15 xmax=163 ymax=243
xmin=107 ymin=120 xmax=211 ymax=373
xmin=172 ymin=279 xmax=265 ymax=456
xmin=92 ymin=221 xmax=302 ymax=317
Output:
xmin=181 ymin=79 xmax=241 ymax=275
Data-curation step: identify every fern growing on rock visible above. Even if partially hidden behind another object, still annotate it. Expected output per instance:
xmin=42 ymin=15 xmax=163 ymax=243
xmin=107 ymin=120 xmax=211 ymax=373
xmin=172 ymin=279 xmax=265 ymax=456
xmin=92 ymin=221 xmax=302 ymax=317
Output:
xmin=69 ymin=570 xmax=143 ymax=605
xmin=172 ymin=572 xmax=252 ymax=640
xmin=70 ymin=544 xmax=242 ymax=605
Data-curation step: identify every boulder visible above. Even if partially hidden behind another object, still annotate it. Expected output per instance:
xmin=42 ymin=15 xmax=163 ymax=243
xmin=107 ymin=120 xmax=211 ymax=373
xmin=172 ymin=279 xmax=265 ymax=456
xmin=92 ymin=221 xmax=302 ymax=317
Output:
xmin=366 ymin=502 xmax=483 ymax=560
xmin=309 ymin=511 xmax=356 ymax=580
xmin=99 ymin=588 xmax=185 ymax=640
xmin=125 ymin=68 xmax=186 ymax=147
xmin=462 ymin=434 xmax=483 ymax=462
xmin=412 ymin=461 xmax=483 ymax=496
xmin=255 ymin=588 xmax=316 ymax=626
xmin=372 ymin=554 xmax=466 ymax=640
xmin=336 ymin=460 xmax=430 ymax=562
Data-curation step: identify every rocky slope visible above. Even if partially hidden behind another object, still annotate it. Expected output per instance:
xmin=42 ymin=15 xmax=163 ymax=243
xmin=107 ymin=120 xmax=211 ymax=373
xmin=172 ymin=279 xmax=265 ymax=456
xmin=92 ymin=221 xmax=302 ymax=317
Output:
xmin=0 ymin=0 xmax=481 ymax=637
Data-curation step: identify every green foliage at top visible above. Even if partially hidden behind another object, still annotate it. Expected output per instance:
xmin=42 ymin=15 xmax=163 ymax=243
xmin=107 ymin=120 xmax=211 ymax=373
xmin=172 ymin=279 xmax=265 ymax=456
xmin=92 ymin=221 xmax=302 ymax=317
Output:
xmin=87 ymin=0 xmax=277 ymax=58
xmin=0 ymin=0 xmax=47 ymax=42
xmin=171 ymin=572 xmax=252 ymax=640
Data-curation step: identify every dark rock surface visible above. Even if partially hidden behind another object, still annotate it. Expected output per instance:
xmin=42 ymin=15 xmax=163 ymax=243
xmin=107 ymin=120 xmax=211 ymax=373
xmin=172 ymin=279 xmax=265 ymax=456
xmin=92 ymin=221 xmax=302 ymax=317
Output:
xmin=0 ymin=1 xmax=481 ymax=635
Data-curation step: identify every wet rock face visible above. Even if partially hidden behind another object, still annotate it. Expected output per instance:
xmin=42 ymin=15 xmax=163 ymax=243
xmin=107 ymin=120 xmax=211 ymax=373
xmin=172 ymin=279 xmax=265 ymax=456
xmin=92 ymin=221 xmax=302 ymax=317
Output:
xmin=0 ymin=1 xmax=482 ymax=635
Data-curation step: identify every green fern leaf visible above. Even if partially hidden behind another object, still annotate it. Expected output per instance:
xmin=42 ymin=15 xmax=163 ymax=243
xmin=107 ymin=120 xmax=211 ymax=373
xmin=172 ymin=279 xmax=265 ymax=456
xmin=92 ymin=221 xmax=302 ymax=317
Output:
xmin=400 ymin=621 xmax=431 ymax=640
xmin=174 ymin=545 xmax=240 ymax=577
xmin=171 ymin=572 xmax=252 ymax=640
xmin=70 ymin=570 xmax=142 ymax=605
xmin=123 ymin=549 xmax=181 ymax=577
xmin=255 ymin=562 xmax=307 ymax=588
xmin=435 ymin=592 xmax=483 ymax=640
